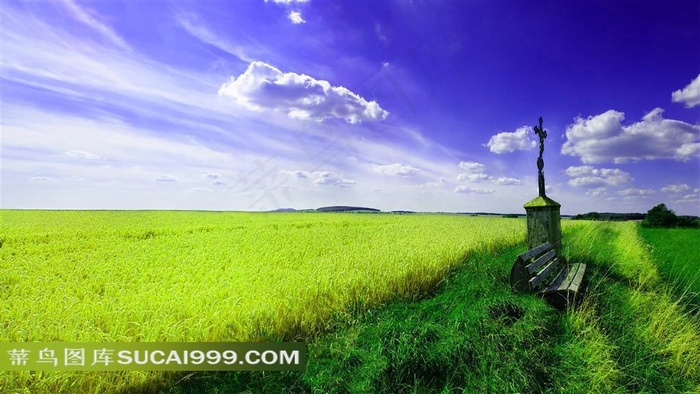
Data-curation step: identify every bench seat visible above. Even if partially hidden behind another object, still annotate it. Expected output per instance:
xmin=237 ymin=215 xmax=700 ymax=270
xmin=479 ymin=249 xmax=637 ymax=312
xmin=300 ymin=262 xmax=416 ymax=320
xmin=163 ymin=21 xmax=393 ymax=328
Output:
xmin=510 ymin=242 xmax=586 ymax=310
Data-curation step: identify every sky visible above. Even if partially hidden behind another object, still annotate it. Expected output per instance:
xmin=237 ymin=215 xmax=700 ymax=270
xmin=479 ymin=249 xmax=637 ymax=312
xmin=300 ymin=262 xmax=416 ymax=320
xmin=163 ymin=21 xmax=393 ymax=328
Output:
xmin=2 ymin=0 xmax=699 ymax=215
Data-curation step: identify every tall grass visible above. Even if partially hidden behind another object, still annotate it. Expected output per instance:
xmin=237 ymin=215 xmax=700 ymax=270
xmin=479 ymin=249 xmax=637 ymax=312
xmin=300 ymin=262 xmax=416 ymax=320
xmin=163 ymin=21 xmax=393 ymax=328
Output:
xmin=554 ymin=221 xmax=700 ymax=392
xmin=1 ymin=211 xmax=525 ymax=393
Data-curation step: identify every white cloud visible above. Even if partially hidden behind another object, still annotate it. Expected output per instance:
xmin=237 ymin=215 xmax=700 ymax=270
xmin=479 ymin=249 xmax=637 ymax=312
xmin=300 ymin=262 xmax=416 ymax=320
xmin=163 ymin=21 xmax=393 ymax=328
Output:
xmin=493 ymin=177 xmax=521 ymax=185
xmin=674 ymin=193 xmax=700 ymax=205
xmin=562 ymin=108 xmax=700 ymax=164
xmin=565 ymin=166 xmax=632 ymax=188
xmin=415 ymin=178 xmax=447 ymax=189
xmin=671 ymin=73 xmax=700 ymax=108
xmin=457 ymin=173 xmax=489 ymax=182
xmin=458 ymin=161 xmax=485 ymax=173
xmin=59 ymin=0 xmax=130 ymax=51
xmin=280 ymin=170 xmax=355 ymax=187
xmin=485 ymin=126 xmax=536 ymax=154
xmin=66 ymin=150 xmax=100 ymax=160
xmin=454 ymin=186 xmax=494 ymax=194
xmin=586 ymin=187 xmax=608 ymax=197
xmin=205 ymin=173 xmax=221 ymax=179
xmin=372 ymin=163 xmax=421 ymax=177
xmin=219 ymin=61 xmax=389 ymax=123
xmin=155 ymin=175 xmax=178 ymax=182
xmin=313 ymin=171 xmax=355 ymax=187
xmin=288 ymin=11 xmax=305 ymax=24
xmin=617 ymin=188 xmax=655 ymax=197
xmin=661 ymin=184 xmax=692 ymax=194
xmin=211 ymin=180 xmax=227 ymax=186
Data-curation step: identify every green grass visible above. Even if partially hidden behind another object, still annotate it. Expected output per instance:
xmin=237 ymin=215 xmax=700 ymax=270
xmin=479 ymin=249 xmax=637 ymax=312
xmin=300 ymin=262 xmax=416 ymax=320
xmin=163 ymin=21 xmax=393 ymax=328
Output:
xmin=155 ymin=221 xmax=700 ymax=393
xmin=165 ymin=244 xmax=560 ymax=393
xmin=639 ymin=227 xmax=700 ymax=306
xmin=2 ymin=212 xmax=699 ymax=393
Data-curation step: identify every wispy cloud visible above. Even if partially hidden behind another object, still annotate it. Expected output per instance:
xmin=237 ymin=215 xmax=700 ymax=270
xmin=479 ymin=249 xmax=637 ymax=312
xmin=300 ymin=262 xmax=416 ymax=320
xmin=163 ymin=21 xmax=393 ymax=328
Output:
xmin=59 ymin=0 xmax=131 ymax=51
xmin=174 ymin=11 xmax=255 ymax=63
xmin=66 ymin=150 xmax=101 ymax=160
xmin=454 ymin=186 xmax=494 ymax=194
xmin=281 ymin=170 xmax=356 ymax=187
xmin=155 ymin=175 xmax=178 ymax=182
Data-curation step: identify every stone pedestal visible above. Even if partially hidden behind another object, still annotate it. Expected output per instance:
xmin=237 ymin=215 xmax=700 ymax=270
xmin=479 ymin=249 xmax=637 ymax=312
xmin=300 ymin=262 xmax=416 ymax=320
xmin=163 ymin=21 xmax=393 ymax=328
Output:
xmin=524 ymin=195 xmax=562 ymax=254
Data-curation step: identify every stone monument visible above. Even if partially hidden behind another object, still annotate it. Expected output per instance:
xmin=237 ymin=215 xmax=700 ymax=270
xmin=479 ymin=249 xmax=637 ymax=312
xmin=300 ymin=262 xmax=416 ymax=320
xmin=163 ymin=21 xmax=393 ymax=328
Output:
xmin=524 ymin=117 xmax=562 ymax=253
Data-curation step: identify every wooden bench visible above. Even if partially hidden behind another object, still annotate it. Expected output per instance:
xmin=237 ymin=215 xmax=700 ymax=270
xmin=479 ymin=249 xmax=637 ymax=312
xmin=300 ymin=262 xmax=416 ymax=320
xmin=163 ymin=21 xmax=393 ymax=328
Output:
xmin=509 ymin=242 xmax=586 ymax=310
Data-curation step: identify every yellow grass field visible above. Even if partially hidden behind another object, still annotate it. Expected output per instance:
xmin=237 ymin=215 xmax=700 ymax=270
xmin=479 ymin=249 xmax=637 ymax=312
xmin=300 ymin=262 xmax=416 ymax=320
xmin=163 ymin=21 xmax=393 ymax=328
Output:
xmin=1 ymin=210 xmax=525 ymax=392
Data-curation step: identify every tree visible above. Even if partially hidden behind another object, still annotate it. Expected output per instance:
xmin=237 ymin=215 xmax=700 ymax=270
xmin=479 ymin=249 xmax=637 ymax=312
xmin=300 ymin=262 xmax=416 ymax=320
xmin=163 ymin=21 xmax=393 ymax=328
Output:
xmin=641 ymin=203 xmax=678 ymax=228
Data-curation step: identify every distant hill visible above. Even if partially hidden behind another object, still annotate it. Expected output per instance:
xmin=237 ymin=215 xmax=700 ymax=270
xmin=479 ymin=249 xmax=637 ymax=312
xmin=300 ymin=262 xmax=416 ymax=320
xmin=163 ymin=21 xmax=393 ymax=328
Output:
xmin=270 ymin=208 xmax=296 ymax=212
xmin=316 ymin=206 xmax=381 ymax=213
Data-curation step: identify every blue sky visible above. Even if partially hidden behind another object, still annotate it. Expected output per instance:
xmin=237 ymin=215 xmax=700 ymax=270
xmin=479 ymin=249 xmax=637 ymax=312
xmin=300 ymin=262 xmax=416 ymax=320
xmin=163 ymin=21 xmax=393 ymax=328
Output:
xmin=2 ymin=0 xmax=699 ymax=215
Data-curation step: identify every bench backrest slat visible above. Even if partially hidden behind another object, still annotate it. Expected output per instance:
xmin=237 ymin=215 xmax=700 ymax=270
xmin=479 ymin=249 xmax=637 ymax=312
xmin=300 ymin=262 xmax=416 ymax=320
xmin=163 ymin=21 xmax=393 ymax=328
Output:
xmin=516 ymin=242 xmax=551 ymax=263
xmin=528 ymin=257 xmax=561 ymax=289
xmin=526 ymin=249 xmax=557 ymax=275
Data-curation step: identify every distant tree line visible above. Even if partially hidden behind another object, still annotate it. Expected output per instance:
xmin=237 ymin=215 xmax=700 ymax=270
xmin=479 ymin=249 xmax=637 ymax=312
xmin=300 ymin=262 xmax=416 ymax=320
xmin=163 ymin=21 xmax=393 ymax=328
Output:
xmin=571 ymin=212 xmax=645 ymax=221
xmin=572 ymin=203 xmax=698 ymax=228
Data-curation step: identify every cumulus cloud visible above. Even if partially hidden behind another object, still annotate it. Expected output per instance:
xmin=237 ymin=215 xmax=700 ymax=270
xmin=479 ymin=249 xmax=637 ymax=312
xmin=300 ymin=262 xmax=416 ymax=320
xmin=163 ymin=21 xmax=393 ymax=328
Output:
xmin=586 ymin=187 xmax=608 ymax=197
xmin=561 ymin=108 xmax=700 ymax=164
xmin=372 ymin=163 xmax=421 ymax=177
xmin=493 ymin=177 xmax=521 ymax=185
xmin=458 ymin=161 xmax=485 ymax=173
xmin=155 ymin=175 xmax=178 ymax=182
xmin=219 ymin=61 xmax=388 ymax=123
xmin=288 ymin=11 xmax=305 ymax=24
xmin=661 ymin=183 xmax=692 ymax=194
xmin=671 ymin=74 xmax=700 ymax=108
xmin=485 ymin=126 xmax=536 ymax=154
xmin=280 ymin=170 xmax=355 ymax=187
xmin=565 ymin=166 xmax=632 ymax=188
xmin=457 ymin=173 xmax=489 ymax=182
xmin=454 ymin=186 xmax=494 ymax=194
xmin=65 ymin=150 xmax=100 ymax=160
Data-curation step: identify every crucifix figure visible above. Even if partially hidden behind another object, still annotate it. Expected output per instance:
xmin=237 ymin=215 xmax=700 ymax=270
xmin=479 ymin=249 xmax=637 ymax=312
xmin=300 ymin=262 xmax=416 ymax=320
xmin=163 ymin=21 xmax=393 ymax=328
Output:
xmin=533 ymin=116 xmax=547 ymax=196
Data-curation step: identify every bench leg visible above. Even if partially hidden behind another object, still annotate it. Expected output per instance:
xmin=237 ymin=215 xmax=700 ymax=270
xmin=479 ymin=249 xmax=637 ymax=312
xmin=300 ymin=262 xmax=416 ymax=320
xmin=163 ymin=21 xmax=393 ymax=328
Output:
xmin=542 ymin=289 xmax=584 ymax=311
